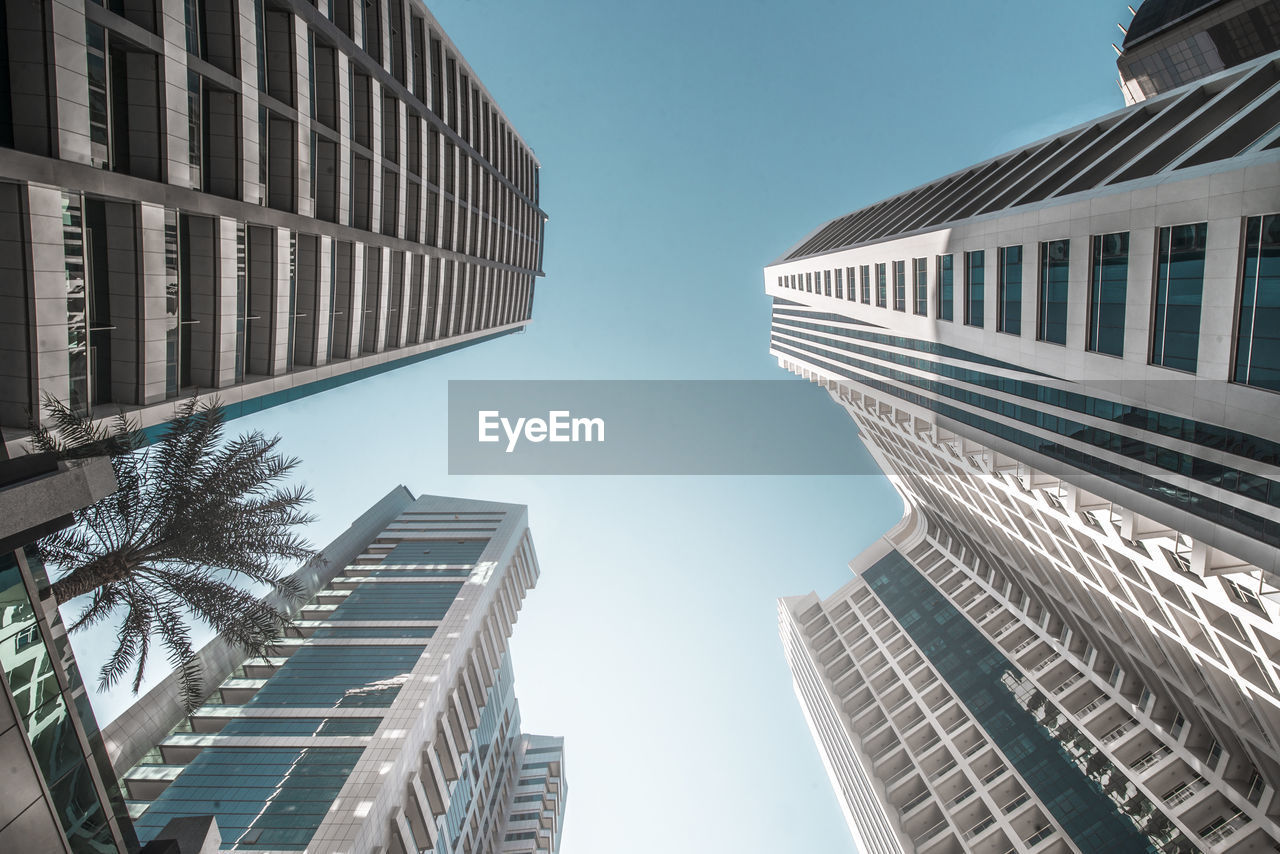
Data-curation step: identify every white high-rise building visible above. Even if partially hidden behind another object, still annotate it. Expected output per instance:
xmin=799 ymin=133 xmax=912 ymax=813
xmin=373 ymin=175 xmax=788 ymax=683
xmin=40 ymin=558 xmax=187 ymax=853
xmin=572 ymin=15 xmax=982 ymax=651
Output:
xmin=771 ymin=8 xmax=1280 ymax=852
xmin=106 ymin=489 xmax=565 ymax=854
xmin=0 ymin=0 xmax=546 ymax=457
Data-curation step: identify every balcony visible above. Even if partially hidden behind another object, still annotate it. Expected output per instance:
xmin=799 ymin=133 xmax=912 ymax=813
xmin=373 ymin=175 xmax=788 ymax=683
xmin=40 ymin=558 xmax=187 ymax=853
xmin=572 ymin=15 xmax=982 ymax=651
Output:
xmin=1102 ymin=719 xmax=1138 ymax=743
xmin=1031 ymin=654 xmax=1061 ymax=674
xmin=1074 ymin=697 xmax=1107 ymax=719
xmin=1201 ymin=811 xmax=1250 ymax=846
xmin=981 ymin=766 xmax=1008 ymax=786
xmin=915 ymin=819 xmax=950 ymax=845
xmin=1002 ymin=793 xmax=1030 ymax=814
xmin=1131 ymin=746 xmax=1173 ymax=774
xmin=962 ymin=816 xmax=997 ymax=841
xmin=1053 ymin=673 xmax=1084 ymax=695
xmin=1024 ymin=825 xmax=1055 ymax=848
xmin=901 ymin=790 xmax=933 ymax=815
xmin=1164 ymin=777 xmax=1207 ymax=808
xmin=949 ymin=787 xmax=976 ymax=808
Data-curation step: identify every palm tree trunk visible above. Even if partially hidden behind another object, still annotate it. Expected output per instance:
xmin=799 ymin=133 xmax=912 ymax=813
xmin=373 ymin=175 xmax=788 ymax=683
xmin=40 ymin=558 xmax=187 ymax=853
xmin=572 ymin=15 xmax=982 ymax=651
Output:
xmin=50 ymin=554 xmax=131 ymax=603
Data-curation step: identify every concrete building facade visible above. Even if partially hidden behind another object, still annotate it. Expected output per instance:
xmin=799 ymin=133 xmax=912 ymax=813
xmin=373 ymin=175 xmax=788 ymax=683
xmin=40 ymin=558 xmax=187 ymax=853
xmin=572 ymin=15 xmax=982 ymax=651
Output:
xmin=769 ymin=13 xmax=1280 ymax=854
xmin=109 ymin=490 xmax=565 ymax=854
xmin=0 ymin=0 xmax=546 ymax=456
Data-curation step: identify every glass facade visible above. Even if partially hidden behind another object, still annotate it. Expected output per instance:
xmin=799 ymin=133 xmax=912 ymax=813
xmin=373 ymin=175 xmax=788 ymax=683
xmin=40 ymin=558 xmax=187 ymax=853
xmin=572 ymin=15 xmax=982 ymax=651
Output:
xmin=937 ymin=254 xmax=954 ymax=321
xmin=328 ymin=581 xmax=463 ymax=620
xmin=134 ymin=747 xmax=363 ymax=850
xmin=863 ymin=550 xmax=1163 ymax=854
xmin=998 ymin=244 xmax=1022 ymax=335
xmin=1087 ymin=232 xmax=1128 ymax=357
xmin=1037 ymin=239 xmax=1069 ymax=345
xmin=912 ymin=257 xmax=927 ymax=316
xmin=1234 ymin=213 xmax=1280 ymax=392
xmin=965 ymin=250 xmax=984 ymax=327
xmin=1151 ymin=222 xmax=1207 ymax=373
xmin=1 ymin=549 xmax=124 ymax=853
xmin=892 ymin=260 xmax=906 ymax=312
xmin=245 ymin=644 xmax=425 ymax=708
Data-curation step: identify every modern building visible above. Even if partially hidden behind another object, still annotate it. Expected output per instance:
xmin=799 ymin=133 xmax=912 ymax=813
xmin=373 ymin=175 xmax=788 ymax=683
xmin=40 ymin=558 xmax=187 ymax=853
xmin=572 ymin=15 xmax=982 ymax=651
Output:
xmin=769 ymin=6 xmax=1280 ymax=852
xmin=0 ymin=0 xmax=546 ymax=457
xmin=0 ymin=438 xmax=138 ymax=853
xmin=106 ymin=489 xmax=565 ymax=854
xmin=1116 ymin=0 xmax=1280 ymax=104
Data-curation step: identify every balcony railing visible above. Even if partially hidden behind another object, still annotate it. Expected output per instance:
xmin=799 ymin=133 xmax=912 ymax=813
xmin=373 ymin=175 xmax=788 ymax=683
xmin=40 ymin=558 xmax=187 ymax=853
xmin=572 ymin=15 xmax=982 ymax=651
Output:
xmin=962 ymin=816 xmax=997 ymax=841
xmin=915 ymin=820 xmax=949 ymax=844
xmin=1053 ymin=673 xmax=1084 ymax=694
xmin=949 ymin=787 xmax=976 ymax=808
xmin=1010 ymin=638 xmax=1038 ymax=657
xmin=1163 ymin=777 xmax=1207 ymax=808
xmin=932 ymin=759 xmax=957 ymax=779
xmin=981 ymin=766 xmax=1007 ymax=785
xmin=1024 ymin=825 xmax=1055 ymax=847
xmin=1131 ymin=745 xmax=1172 ymax=773
xmin=1102 ymin=719 xmax=1138 ymax=743
xmin=900 ymin=790 xmax=932 ymax=814
xmin=1074 ymin=697 xmax=1106 ymax=718
xmin=1031 ymin=654 xmax=1061 ymax=674
xmin=1201 ymin=812 xmax=1250 ymax=846
xmin=1002 ymin=793 xmax=1030 ymax=813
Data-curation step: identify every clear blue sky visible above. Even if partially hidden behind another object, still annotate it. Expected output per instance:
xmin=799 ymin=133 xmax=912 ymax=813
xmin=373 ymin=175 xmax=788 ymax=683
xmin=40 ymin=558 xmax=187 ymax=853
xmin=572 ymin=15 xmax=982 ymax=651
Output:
xmin=72 ymin=2 xmax=1133 ymax=851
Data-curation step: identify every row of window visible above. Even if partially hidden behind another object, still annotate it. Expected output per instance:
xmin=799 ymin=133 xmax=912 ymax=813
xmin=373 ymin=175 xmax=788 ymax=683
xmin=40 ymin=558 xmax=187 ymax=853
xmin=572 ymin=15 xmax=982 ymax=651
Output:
xmin=777 ymin=215 xmax=1280 ymax=392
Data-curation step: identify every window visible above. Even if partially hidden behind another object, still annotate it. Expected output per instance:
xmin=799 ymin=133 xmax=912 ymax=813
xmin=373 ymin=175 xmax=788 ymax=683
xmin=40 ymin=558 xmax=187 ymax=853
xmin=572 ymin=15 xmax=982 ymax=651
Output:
xmin=1151 ymin=222 xmax=1207 ymax=372
xmin=912 ymin=257 xmax=927 ymax=316
xmin=998 ymin=245 xmax=1022 ymax=334
xmin=1088 ymin=232 xmax=1128 ymax=356
xmin=875 ymin=263 xmax=887 ymax=307
xmin=937 ymin=254 xmax=954 ymax=321
xmin=845 ymin=267 xmax=855 ymax=301
xmin=892 ymin=260 xmax=906 ymax=311
xmin=834 ymin=267 xmax=843 ymax=300
xmin=824 ymin=270 xmax=832 ymax=297
xmin=1037 ymin=239 xmax=1069 ymax=344
xmin=860 ymin=265 xmax=871 ymax=304
xmin=964 ymin=250 xmax=984 ymax=327
xmin=805 ymin=272 xmax=812 ymax=293
xmin=1224 ymin=577 xmax=1265 ymax=613
xmin=1233 ymin=213 xmax=1280 ymax=392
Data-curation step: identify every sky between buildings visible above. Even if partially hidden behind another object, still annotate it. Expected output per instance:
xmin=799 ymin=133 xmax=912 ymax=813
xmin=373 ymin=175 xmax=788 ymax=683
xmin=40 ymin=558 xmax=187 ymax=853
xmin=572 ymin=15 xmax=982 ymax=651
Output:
xmin=72 ymin=1 xmax=1134 ymax=851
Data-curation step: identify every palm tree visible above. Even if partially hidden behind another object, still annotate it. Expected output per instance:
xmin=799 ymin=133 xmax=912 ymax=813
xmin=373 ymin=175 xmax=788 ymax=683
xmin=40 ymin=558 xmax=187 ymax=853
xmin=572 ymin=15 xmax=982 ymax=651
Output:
xmin=31 ymin=395 xmax=317 ymax=710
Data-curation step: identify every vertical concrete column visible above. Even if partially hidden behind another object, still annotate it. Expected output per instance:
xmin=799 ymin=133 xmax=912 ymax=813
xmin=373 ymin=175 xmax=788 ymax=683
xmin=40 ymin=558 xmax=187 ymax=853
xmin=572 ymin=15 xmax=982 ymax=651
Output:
xmin=368 ymin=82 xmax=383 ymax=236
xmin=214 ymin=217 xmax=240 ymax=388
xmin=238 ymin=0 xmax=263 ymax=205
xmin=371 ymin=245 xmax=390 ymax=352
xmin=161 ymin=0 xmax=193 ymax=188
xmin=390 ymin=250 xmax=409 ymax=347
xmin=345 ymin=242 xmax=366 ymax=357
xmin=1200 ymin=214 xmax=1242 ymax=382
xmin=314 ymin=236 xmax=332 ymax=365
xmin=270 ymin=228 xmax=292 ymax=374
xmin=395 ymin=100 xmax=408 ymax=241
xmin=412 ymin=254 xmax=428 ymax=344
xmin=1124 ymin=225 xmax=1156 ymax=365
xmin=49 ymin=0 xmax=91 ymax=162
xmin=22 ymin=186 xmax=72 ymax=415
xmin=337 ymin=52 xmax=353 ymax=227
xmin=1066 ymin=233 xmax=1090 ymax=352
xmin=294 ymin=16 xmax=314 ymax=218
xmin=135 ymin=203 xmax=171 ymax=405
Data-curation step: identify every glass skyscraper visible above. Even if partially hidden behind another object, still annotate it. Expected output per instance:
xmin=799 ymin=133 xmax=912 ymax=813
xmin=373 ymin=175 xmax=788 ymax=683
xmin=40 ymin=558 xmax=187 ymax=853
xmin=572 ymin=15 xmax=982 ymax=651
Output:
xmin=110 ymin=490 xmax=565 ymax=854
xmin=770 ymin=4 xmax=1280 ymax=851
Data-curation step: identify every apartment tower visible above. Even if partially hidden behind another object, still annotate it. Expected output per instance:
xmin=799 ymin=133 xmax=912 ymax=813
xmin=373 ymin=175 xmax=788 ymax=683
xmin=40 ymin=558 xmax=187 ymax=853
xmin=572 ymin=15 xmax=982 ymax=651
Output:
xmin=770 ymin=4 xmax=1280 ymax=852
xmin=106 ymin=489 xmax=565 ymax=854
xmin=0 ymin=0 xmax=546 ymax=457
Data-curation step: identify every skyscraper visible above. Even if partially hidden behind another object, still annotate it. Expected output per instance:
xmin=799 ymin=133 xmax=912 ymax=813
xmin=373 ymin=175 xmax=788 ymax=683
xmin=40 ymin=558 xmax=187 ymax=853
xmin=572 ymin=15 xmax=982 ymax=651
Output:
xmin=770 ymin=7 xmax=1280 ymax=852
xmin=107 ymin=489 xmax=565 ymax=854
xmin=0 ymin=0 xmax=546 ymax=457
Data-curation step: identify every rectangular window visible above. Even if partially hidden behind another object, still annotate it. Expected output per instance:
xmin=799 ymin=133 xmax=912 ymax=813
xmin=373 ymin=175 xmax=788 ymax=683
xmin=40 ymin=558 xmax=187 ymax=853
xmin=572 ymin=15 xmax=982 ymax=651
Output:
xmin=1233 ymin=213 xmax=1280 ymax=392
xmin=912 ymin=257 xmax=927 ymax=316
xmin=846 ymin=267 xmax=856 ymax=301
xmin=860 ymin=265 xmax=871 ymax=304
xmin=824 ymin=270 xmax=832 ymax=297
xmin=834 ymin=268 xmax=843 ymax=300
xmin=964 ymin=250 xmax=985 ymax=327
xmin=875 ymin=263 xmax=887 ymax=307
xmin=1151 ymin=222 xmax=1207 ymax=373
xmin=1088 ymin=232 xmax=1128 ymax=356
xmin=998 ymin=245 xmax=1022 ymax=334
xmin=892 ymin=260 xmax=906 ymax=311
xmin=937 ymin=254 xmax=954 ymax=321
xmin=805 ymin=272 xmax=812 ymax=293
xmin=1037 ymin=239 xmax=1069 ymax=344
